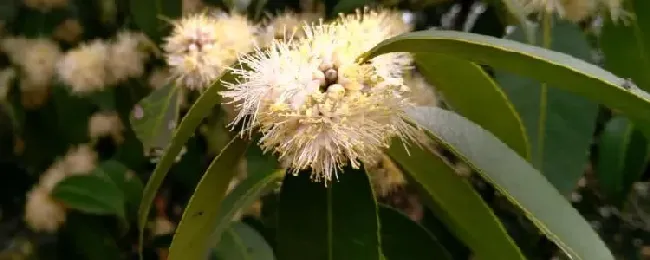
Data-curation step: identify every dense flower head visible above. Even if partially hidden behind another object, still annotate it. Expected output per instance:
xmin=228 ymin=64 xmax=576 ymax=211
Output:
xmin=57 ymin=40 xmax=109 ymax=94
xmin=164 ymin=13 xmax=257 ymax=90
xmin=106 ymin=31 xmax=149 ymax=84
xmin=25 ymin=186 xmax=66 ymax=233
xmin=2 ymin=38 xmax=61 ymax=91
xmin=221 ymin=9 xmax=421 ymax=183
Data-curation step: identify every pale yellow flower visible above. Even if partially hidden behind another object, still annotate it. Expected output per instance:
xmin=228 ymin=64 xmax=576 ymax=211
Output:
xmin=62 ymin=144 xmax=97 ymax=175
xmin=24 ymin=186 xmax=66 ymax=233
xmin=164 ymin=13 xmax=257 ymax=90
xmin=106 ymin=31 xmax=149 ymax=84
xmin=38 ymin=161 xmax=68 ymax=192
xmin=2 ymin=38 xmax=61 ymax=90
xmin=221 ymin=10 xmax=421 ymax=183
xmin=89 ymin=111 xmax=125 ymax=144
xmin=57 ymin=40 xmax=109 ymax=94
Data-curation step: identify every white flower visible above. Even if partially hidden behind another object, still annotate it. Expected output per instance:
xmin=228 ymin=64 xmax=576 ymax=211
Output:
xmin=89 ymin=111 xmax=124 ymax=144
xmin=25 ymin=186 xmax=66 ymax=233
xmin=2 ymin=38 xmax=61 ymax=91
xmin=57 ymin=40 xmax=109 ymax=95
xmin=221 ymin=10 xmax=421 ymax=183
xmin=164 ymin=13 xmax=257 ymax=90
xmin=106 ymin=31 xmax=149 ymax=84
xmin=38 ymin=161 xmax=68 ymax=192
xmin=62 ymin=144 xmax=97 ymax=175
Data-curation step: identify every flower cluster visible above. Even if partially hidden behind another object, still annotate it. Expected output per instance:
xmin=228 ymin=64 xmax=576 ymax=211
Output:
xmin=163 ymin=13 xmax=258 ymax=90
xmin=57 ymin=32 xmax=150 ymax=95
xmin=220 ymin=9 xmax=423 ymax=183
xmin=25 ymin=145 xmax=98 ymax=232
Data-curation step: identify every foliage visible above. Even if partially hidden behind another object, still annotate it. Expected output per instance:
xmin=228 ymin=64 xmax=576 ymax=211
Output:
xmin=3 ymin=0 xmax=650 ymax=260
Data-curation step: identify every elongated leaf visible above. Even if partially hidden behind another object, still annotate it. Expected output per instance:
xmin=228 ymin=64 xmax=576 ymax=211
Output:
xmin=214 ymin=222 xmax=275 ymax=260
xmin=129 ymin=0 xmax=181 ymax=42
xmin=415 ymin=53 xmax=529 ymax=159
xmin=597 ymin=116 xmax=650 ymax=205
xmin=214 ymin=169 xmax=285 ymax=244
xmin=378 ymin=205 xmax=453 ymax=260
xmin=98 ymin=160 xmax=144 ymax=217
xmin=137 ymin=68 xmax=238 ymax=257
xmin=389 ymin=140 xmax=523 ymax=260
xmin=496 ymin=19 xmax=598 ymax=194
xmin=407 ymin=106 xmax=613 ymax=260
xmin=130 ymin=83 xmax=180 ymax=153
xmin=600 ymin=0 xmax=650 ymax=92
xmin=277 ymin=167 xmax=380 ymax=260
xmin=360 ymin=30 xmax=650 ymax=124
xmin=167 ymin=137 xmax=249 ymax=260
xmin=52 ymin=174 xmax=125 ymax=217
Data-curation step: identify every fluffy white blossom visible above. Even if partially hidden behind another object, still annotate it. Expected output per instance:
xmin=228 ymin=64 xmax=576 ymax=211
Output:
xmin=2 ymin=38 xmax=61 ymax=91
xmin=106 ymin=31 xmax=149 ymax=84
xmin=221 ymin=10 xmax=422 ymax=183
xmin=62 ymin=144 xmax=97 ymax=175
xmin=164 ymin=13 xmax=257 ymax=90
xmin=89 ymin=111 xmax=124 ymax=144
xmin=25 ymin=187 xmax=66 ymax=233
xmin=57 ymin=40 xmax=109 ymax=94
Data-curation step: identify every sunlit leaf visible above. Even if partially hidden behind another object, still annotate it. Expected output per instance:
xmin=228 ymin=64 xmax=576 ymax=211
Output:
xmin=167 ymin=138 xmax=249 ymax=260
xmin=406 ymin=106 xmax=613 ymax=260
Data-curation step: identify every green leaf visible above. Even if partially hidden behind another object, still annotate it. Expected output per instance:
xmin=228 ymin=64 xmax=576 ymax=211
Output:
xmin=137 ymin=66 xmax=237 ymax=258
xmin=52 ymin=174 xmax=125 ymax=217
xmin=415 ymin=53 xmax=529 ymax=159
xmin=600 ymin=0 xmax=650 ymax=92
xmin=214 ymin=222 xmax=275 ymax=260
xmin=360 ymin=30 xmax=650 ymax=124
xmin=167 ymin=137 xmax=249 ymax=260
xmin=213 ymin=169 xmax=285 ymax=245
xmin=388 ymin=139 xmax=523 ymax=260
xmin=378 ymin=205 xmax=453 ymax=260
xmin=407 ymin=106 xmax=613 ymax=260
xmin=97 ymin=160 xmax=144 ymax=217
xmin=63 ymin=213 xmax=122 ymax=260
xmin=51 ymin=85 xmax=95 ymax=145
xmin=277 ymin=167 xmax=380 ymax=260
xmin=596 ymin=116 xmax=650 ymax=206
xmin=129 ymin=0 xmax=181 ymax=42
xmin=495 ymin=19 xmax=598 ymax=194
xmin=129 ymin=83 xmax=180 ymax=153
